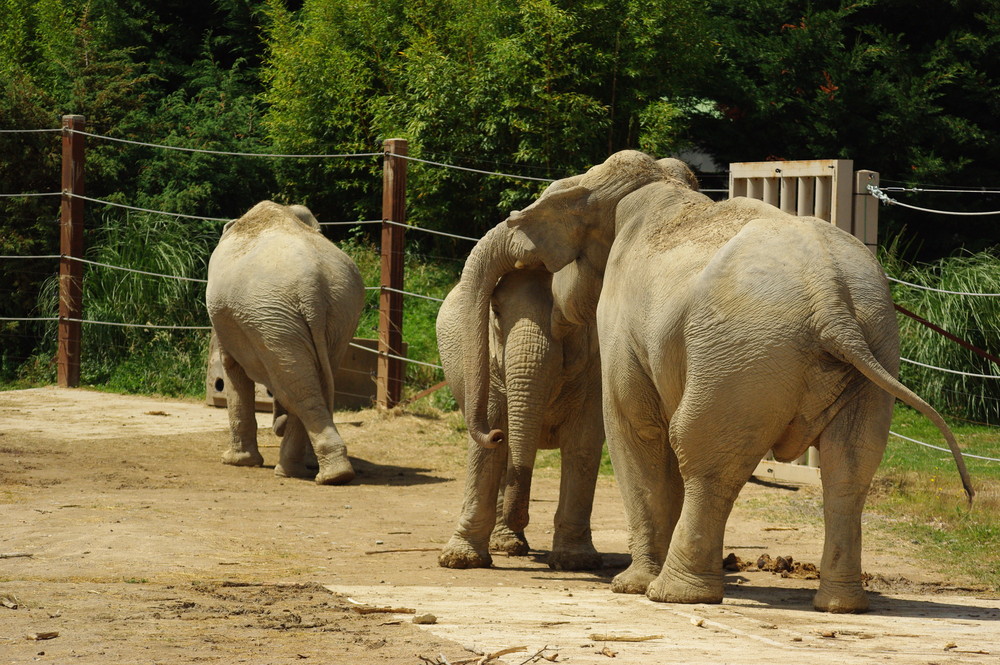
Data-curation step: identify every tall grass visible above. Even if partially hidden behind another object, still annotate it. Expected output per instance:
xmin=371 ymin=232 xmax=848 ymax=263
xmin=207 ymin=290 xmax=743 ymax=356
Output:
xmin=882 ymin=241 xmax=1000 ymax=425
xmin=14 ymin=210 xmax=217 ymax=396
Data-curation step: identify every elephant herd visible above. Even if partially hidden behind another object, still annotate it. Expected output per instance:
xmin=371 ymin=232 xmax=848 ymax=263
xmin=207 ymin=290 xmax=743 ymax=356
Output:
xmin=205 ymin=150 xmax=973 ymax=614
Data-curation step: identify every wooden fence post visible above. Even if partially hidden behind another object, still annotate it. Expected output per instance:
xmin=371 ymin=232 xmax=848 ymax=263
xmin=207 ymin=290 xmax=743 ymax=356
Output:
xmin=58 ymin=114 xmax=85 ymax=388
xmin=377 ymin=138 xmax=407 ymax=408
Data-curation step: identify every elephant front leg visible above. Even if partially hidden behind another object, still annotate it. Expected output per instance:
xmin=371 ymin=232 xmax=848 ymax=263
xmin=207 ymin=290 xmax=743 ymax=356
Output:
xmin=439 ymin=436 xmax=508 ymax=568
xmin=490 ymin=463 xmax=529 ymax=556
xmin=548 ymin=407 xmax=604 ymax=570
xmin=220 ymin=353 xmax=264 ymax=467
xmin=489 ymin=498 xmax=529 ymax=556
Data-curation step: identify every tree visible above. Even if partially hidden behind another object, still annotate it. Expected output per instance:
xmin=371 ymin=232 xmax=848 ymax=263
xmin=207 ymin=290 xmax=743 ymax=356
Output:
xmin=260 ymin=0 xmax=716 ymax=241
xmin=689 ymin=0 xmax=1000 ymax=258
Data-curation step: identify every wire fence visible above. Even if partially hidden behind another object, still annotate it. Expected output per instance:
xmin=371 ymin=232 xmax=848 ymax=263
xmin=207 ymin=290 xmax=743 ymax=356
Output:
xmin=2 ymin=124 xmax=999 ymax=463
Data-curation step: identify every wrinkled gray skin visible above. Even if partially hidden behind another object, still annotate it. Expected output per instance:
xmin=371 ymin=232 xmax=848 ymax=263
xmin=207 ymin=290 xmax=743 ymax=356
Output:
xmin=206 ymin=201 xmax=364 ymax=485
xmin=436 ymin=240 xmax=605 ymax=569
xmin=461 ymin=150 xmax=974 ymax=612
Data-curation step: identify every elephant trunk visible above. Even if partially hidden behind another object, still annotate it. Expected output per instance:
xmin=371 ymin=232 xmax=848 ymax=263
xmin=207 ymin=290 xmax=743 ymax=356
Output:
xmin=460 ymin=224 xmax=520 ymax=449
xmin=501 ymin=315 xmax=560 ymax=532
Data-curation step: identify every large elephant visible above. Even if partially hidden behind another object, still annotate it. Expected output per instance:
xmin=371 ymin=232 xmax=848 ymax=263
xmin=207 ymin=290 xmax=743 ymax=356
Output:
xmin=206 ymin=201 xmax=364 ymax=485
xmin=457 ymin=150 xmax=974 ymax=613
xmin=436 ymin=196 xmax=605 ymax=570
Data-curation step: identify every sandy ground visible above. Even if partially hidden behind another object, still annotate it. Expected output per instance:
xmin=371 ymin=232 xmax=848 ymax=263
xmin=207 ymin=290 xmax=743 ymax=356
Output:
xmin=0 ymin=386 xmax=997 ymax=665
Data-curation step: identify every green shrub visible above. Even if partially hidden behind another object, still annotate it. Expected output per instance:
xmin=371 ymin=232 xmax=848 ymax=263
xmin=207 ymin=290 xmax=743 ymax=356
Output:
xmin=882 ymin=241 xmax=1000 ymax=425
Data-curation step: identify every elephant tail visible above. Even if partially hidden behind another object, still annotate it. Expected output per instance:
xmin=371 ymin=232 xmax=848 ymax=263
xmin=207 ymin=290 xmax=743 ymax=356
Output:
xmin=820 ymin=320 xmax=974 ymax=503
xmin=310 ymin=317 xmax=338 ymax=414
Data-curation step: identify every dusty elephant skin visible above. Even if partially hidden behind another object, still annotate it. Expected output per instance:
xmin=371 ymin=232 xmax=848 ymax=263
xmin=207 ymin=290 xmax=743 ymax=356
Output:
xmin=437 ymin=228 xmax=605 ymax=570
xmin=205 ymin=201 xmax=364 ymax=485
xmin=460 ymin=150 xmax=974 ymax=614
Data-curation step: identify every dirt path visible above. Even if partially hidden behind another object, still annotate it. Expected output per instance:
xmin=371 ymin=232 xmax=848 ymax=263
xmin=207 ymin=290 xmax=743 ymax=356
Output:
xmin=1 ymin=387 xmax=997 ymax=664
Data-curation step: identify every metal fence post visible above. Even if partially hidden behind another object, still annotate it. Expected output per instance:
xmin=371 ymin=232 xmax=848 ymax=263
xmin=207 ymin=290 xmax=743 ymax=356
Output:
xmin=377 ymin=138 xmax=407 ymax=408
xmin=853 ymin=169 xmax=880 ymax=254
xmin=58 ymin=114 xmax=85 ymax=388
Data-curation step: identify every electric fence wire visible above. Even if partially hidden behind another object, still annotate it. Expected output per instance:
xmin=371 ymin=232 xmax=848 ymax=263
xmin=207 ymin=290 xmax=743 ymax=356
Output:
xmin=900 ymin=356 xmax=1000 ymax=379
xmin=395 ymin=153 xmax=555 ymax=183
xmin=889 ymin=430 xmax=1000 ymax=462
xmin=348 ymin=341 xmax=443 ymax=371
xmin=383 ymin=219 xmax=479 ymax=243
xmin=869 ymin=184 xmax=1000 ymax=216
xmin=66 ymin=255 xmax=209 ymax=283
xmin=63 ymin=192 xmax=231 ymax=222
xmin=888 ymin=275 xmax=1000 ymax=297
xmin=0 ymin=128 xmax=62 ymax=133
xmin=67 ymin=129 xmax=384 ymax=159
xmin=3 ymin=128 xmax=999 ymax=441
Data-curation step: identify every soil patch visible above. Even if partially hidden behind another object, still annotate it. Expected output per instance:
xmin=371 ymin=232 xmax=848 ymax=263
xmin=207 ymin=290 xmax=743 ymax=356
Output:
xmin=1 ymin=387 xmax=997 ymax=664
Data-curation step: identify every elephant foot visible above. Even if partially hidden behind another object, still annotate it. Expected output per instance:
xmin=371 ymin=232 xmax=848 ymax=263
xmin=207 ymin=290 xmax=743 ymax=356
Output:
xmin=439 ymin=536 xmax=492 ymax=569
xmin=814 ymin=581 xmax=869 ymax=613
xmin=274 ymin=461 xmax=313 ymax=479
xmin=548 ymin=546 xmax=602 ymax=571
xmin=646 ymin=569 xmax=723 ymax=605
xmin=611 ymin=562 xmax=659 ymax=595
xmin=314 ymin=457 xmax=355 ymax=485
xmin=490 ymin=527 xmax=529 ymax=556
xmin=222 ymin=449 xmax=264 ymax=467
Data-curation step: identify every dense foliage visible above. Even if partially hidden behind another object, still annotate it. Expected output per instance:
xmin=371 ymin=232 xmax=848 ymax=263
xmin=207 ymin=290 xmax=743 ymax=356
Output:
xmin=691 ymin=0 xmax=1000 ymax=257
xmin=3 ymin=0 xmax=1000 ymax=407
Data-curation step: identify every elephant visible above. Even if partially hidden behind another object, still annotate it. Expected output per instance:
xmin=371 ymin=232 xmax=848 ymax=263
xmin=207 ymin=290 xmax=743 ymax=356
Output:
xmin=206 ymin=200 xmax=365 ymax=485
xmin=457 ymin=150 xmax=974 ymax=613
xmin=436 ymin=200 xmax=605 ymax=570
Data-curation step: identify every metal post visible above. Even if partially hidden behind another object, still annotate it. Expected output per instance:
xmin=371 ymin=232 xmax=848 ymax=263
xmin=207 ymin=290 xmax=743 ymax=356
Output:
xmin=853 ymin=170 xmax=880 ymax=253
xmin=58 ymin=115 xmax=85 ymax=388
xmin=377 ymin=138 xmax=407 ymax=408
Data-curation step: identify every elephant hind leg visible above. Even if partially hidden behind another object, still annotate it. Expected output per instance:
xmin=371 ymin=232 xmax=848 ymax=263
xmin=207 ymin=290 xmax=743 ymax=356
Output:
xmin=307 ymin=420 xmax=355 ymax=485
xmin=274 ymin=414 xmax=315 ymax=479
xmin=267 ymin=359 xmax=354 ymax=485
xmin=813 ymin=386 xmax=892 ymax=613
xmin=489 ymin=524 xmax=529 ymax=557
xmin=646 ymin=405 xmax=767 ymax=605
xmin=604 ymin=363 xmax=679 ymax=594
xmin=220 ymin=350 xmax=264 ymax=468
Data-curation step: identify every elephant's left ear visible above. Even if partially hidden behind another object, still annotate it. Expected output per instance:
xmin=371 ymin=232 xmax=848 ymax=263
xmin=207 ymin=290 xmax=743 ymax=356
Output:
xmin=507 ymin=185 xmax=590 ymax=227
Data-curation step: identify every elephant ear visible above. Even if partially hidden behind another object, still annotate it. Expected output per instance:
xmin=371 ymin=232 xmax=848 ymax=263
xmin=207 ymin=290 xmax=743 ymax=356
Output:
xmin=506 ymin=183 xmax=592 ymax=274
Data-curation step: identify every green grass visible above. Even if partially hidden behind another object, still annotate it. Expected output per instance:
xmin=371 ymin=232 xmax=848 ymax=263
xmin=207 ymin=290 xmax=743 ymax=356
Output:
xmin=869 ymin=403 xmax=1000 ymax=590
